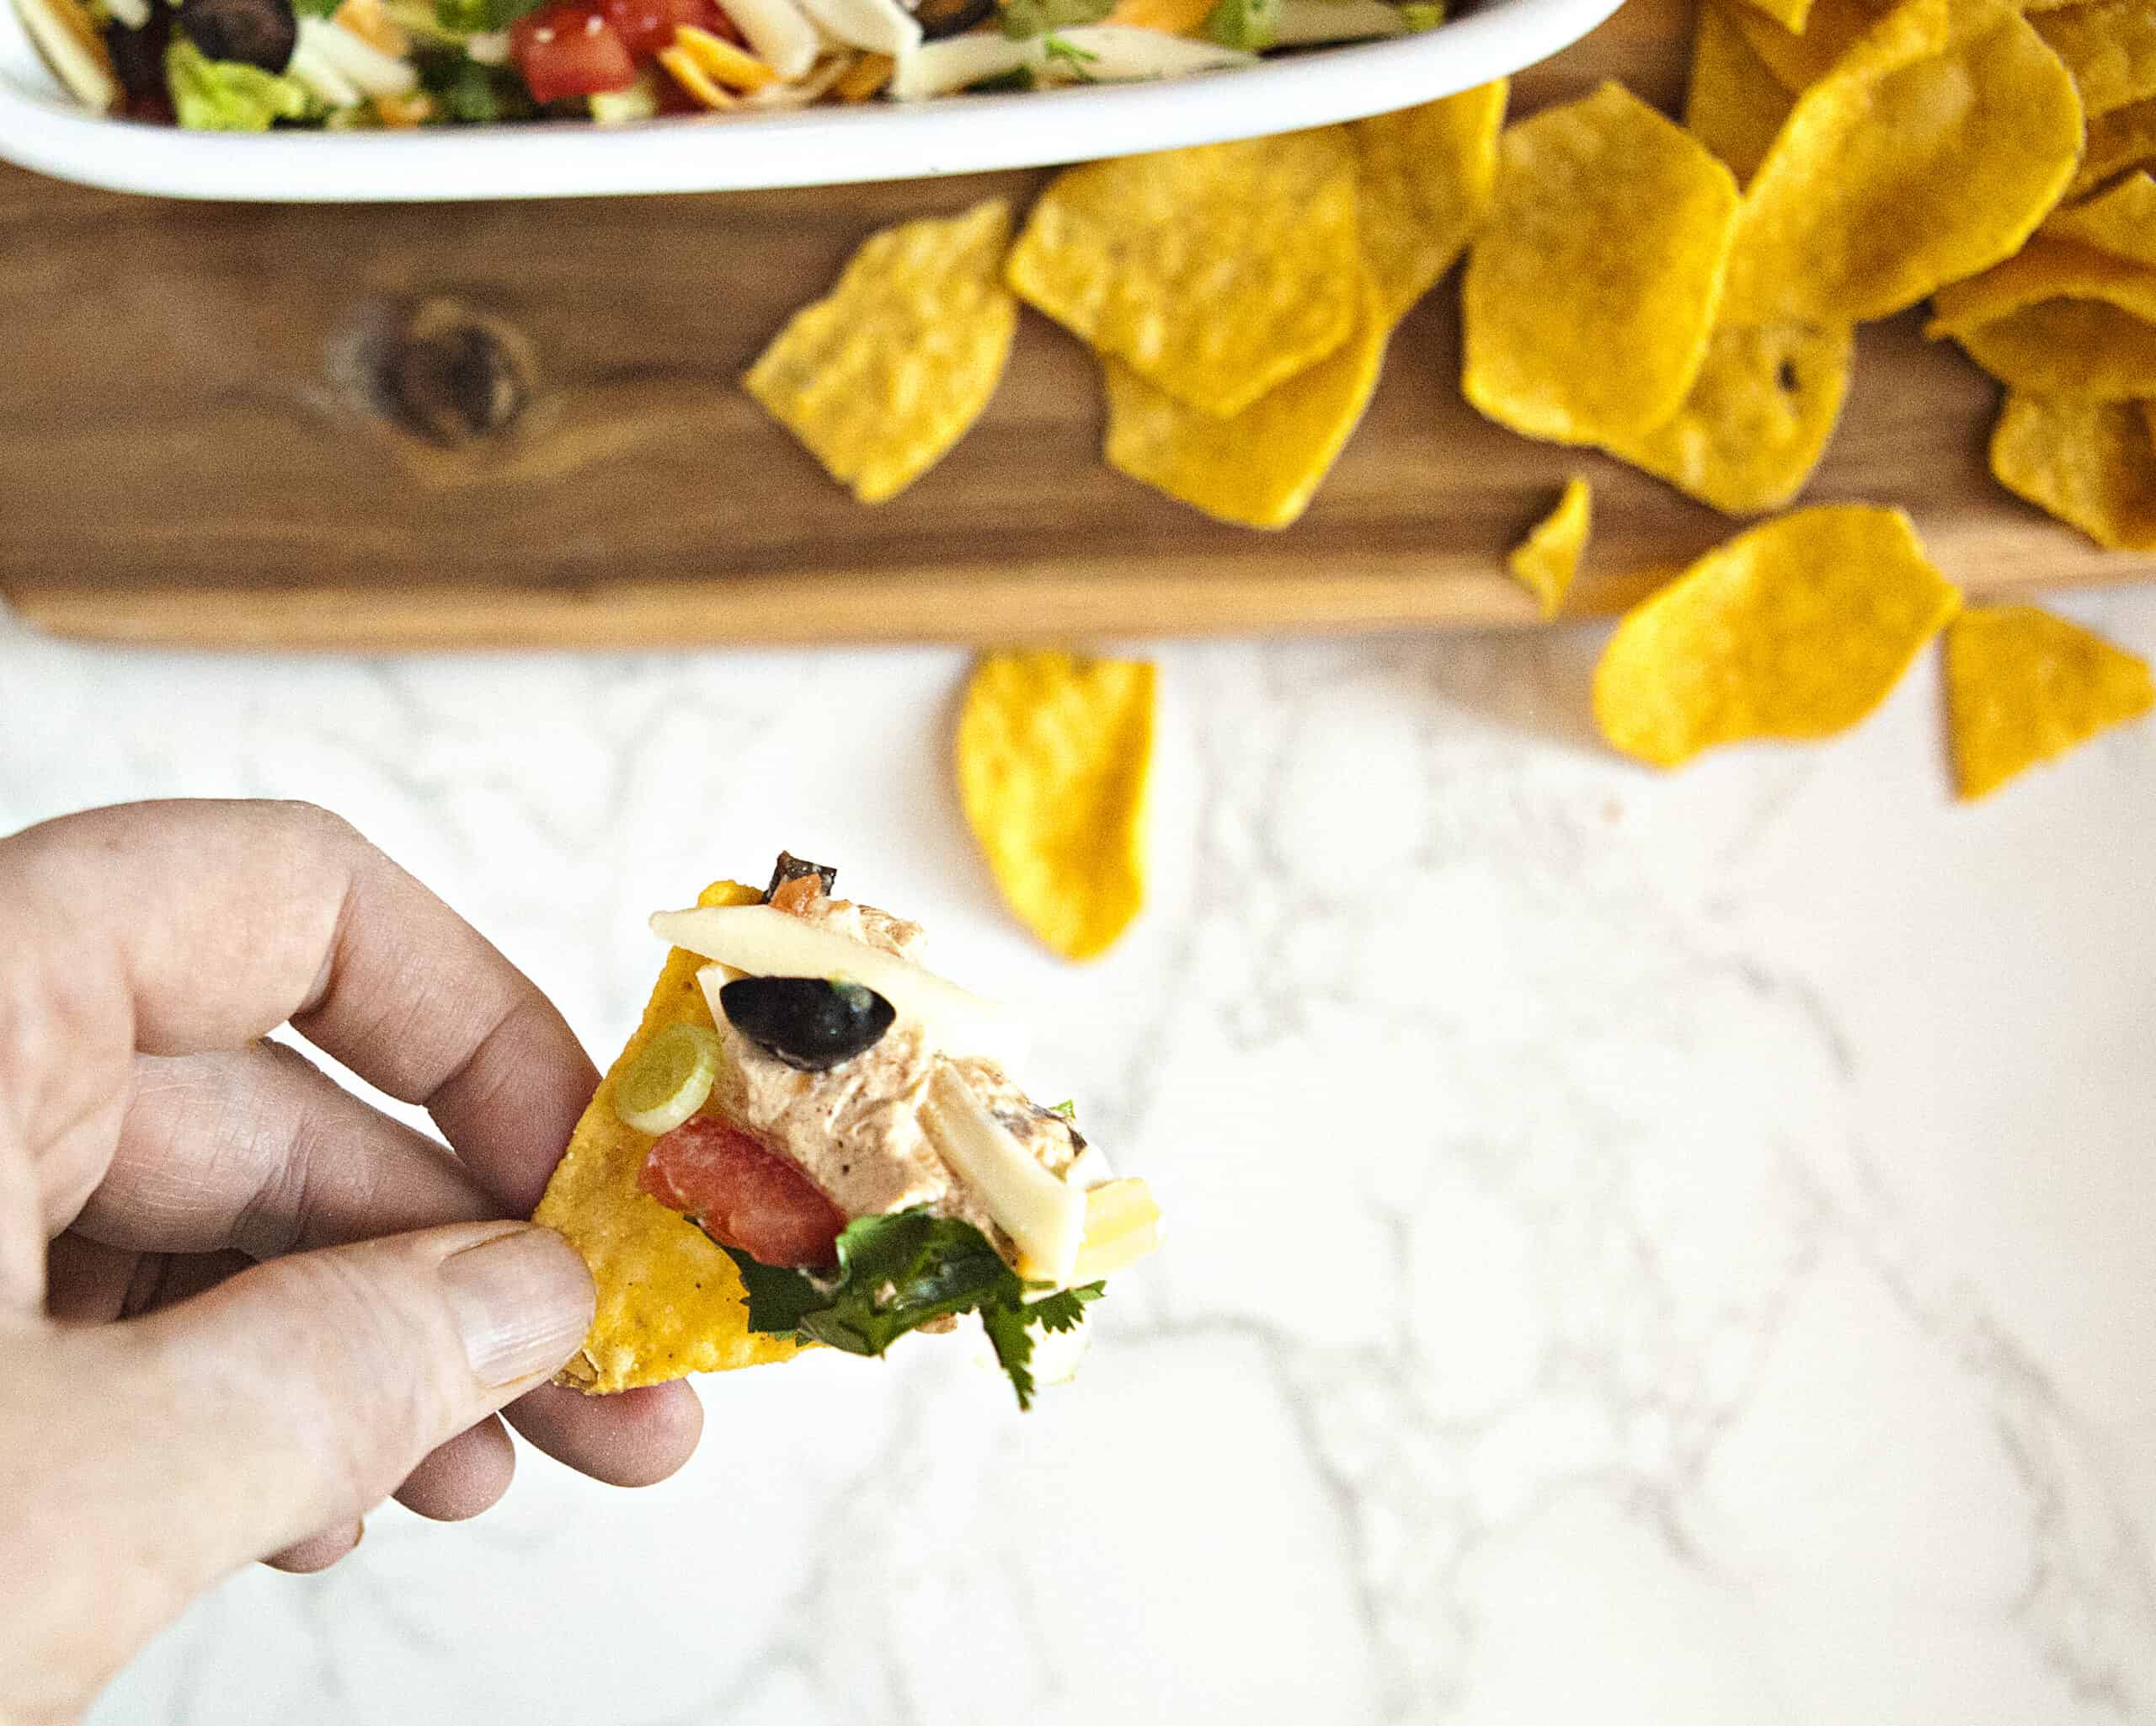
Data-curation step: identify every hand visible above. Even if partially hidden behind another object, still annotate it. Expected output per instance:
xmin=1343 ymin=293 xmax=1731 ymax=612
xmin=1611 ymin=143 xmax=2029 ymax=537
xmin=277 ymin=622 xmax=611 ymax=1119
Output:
xmin=0 ymin=800 xmax=701 ymax=1726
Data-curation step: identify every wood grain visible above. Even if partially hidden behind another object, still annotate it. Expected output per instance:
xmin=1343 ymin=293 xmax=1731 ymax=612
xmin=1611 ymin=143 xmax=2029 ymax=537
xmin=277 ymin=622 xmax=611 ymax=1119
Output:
xmin=2 ymin=0 xmax=2149 ymax=650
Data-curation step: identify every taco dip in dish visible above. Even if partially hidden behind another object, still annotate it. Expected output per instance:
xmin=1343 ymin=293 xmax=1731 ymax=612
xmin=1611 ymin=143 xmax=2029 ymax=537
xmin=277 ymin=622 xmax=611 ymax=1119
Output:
xmin=0 ymin=0 xmax=1620 ymax=196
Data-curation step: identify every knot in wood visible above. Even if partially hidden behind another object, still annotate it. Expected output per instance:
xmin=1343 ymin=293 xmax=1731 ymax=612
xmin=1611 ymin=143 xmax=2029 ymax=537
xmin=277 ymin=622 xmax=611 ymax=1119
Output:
xmin=382 ymin=300 xmax=531 ymax=447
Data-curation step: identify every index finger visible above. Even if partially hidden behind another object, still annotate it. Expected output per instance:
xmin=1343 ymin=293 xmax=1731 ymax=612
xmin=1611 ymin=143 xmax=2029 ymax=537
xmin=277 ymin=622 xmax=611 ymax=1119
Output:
xmin=0 ymin=799 xmax=597 ymax=1215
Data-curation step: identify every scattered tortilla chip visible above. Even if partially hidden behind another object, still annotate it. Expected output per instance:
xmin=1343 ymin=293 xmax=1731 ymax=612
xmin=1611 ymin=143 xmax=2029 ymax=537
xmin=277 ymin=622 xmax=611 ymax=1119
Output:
xmin=1463 ymin=83 xmax=1739 ymax=446
xmin=744 ymin=199 xmax=1017 ymax=504
xmin=1728 ymin=0 xmax=1813 ymax=40
xmin=2040 ymin=169 xmax=2156 ymax=270
xmin=2031 ymin=0 xmax=2156 ymax=117
xmin=1103 ymin=276 xmax=1388 ymax=529
xmin=2072 ymin=97 xmax=2156 ymax=200
xmin=956 ymin=651 xmax=1154 ymax=961
xmin=1726 ymin=0 xmax=1900 ymax=94
xmin=1687 ymin=1 xmax=1796 ymax=185
xmin=535 ymin=879 xmax=803 ymax=1394
xmin=1990 ymin=392 xmax=2156 ymax=551
xmin=1507 ymin=477 xmax=1592 ymax=616
xmin=1006 ymin=131 xmax=1362 ymax=418
xmin=1352 ymin=82 xmax=1508 ymax=329
xmin=1593 ymin=504 xmax=1961 ymax=767
xmin=1601 ymin=319 xmax=1854 ymax=514
xmin=1721 ymin=0 xmax=2082 ymax=325
xmin=1928 ymin=237 xmax=2156 ymax=399
xmin=1944 ymin=605 xmax=2155 ymax=799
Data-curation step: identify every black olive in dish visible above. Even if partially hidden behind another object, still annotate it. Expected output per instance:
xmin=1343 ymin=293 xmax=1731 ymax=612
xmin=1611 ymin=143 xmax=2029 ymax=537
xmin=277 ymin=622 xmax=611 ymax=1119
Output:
xmin=177 ymin=0 xmax=297 ymax=74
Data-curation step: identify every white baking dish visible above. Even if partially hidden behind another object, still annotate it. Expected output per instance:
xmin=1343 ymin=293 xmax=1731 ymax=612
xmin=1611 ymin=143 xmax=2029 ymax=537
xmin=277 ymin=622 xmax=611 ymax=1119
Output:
xmin=0 ymin=0 xmax=1617 ymax=200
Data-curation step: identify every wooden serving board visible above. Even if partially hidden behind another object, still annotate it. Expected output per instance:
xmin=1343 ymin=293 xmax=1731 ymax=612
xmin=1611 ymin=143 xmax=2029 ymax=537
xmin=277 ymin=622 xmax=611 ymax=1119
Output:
xmin=2 ymin=0 xmax=2148 ymax=650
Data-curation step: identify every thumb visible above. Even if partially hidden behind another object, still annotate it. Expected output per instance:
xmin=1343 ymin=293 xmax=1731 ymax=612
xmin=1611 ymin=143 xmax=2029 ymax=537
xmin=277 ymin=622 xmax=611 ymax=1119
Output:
xmin=129 ymin=1221 xmax=591 ymax=1580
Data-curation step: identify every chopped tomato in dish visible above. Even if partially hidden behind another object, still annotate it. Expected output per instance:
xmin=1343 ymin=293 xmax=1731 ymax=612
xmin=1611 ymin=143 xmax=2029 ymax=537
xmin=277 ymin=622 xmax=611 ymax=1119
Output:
xmin=640 ymin=1114 xmax=846 ymax=1269
xmin=600 ymin=0 xmax=737 ymax=56
xmin=511 ymin=3 xmax=638 ymax=103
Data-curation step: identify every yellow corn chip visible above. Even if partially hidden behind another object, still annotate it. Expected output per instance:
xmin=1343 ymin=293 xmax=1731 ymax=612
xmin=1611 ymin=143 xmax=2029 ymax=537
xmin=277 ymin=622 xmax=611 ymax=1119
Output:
xmin=1721 ymin=0 xmax=2082 ymax=325
xmin=1507 ymin=477 xmax=1593 ymax=616
xmin=1601 ymin=319 xmax=1854 ymax=515
xmin=956 ymin=652 xmax=1154 ymax=961
xmin=1928 ymin=237 xmax=2156 ymax=400
xmin=1990 ymin=392 xmax=2156 ymax=551
xmin=1727 ymin=0 xmax=1901 ymax=94
xmin=2040 ymin=169 xmax=2156 ymax=270
xmin=1103 ymin=275 xmax=1388 ymax=530
xmin=1463 ymin=83 xmax=1739 ymax=446
xmin=1352 ymin=82 xmax=1508 ymax=329
xmin=2072 ymin=97 xmax=2156 ymax=200
xmin=1944 ymin=605 xmax=2155 ymax=799
xmin=1006 ymin=131 xmax=1362 ymax=419
xmin=1729 ymin=0 xmax=1814 ymax=40
xmin=1687 ymin=1 xmax=1796 ymax=186
xmin=535 ymin=879 xmax=803 ymax=1394
xmin=2032 ymin=0 xmax=2156 ymax=117
xmin=744 ymin=199 xmax=1017 ymax=504
xmin=1593 ymin=504 xmax=1961 ymax=767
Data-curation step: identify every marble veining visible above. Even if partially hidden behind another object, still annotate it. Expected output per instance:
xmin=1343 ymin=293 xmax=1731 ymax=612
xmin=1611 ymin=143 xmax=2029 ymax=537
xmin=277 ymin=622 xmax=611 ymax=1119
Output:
xmin=3 ymin=593 xmax=2153 ymax=1726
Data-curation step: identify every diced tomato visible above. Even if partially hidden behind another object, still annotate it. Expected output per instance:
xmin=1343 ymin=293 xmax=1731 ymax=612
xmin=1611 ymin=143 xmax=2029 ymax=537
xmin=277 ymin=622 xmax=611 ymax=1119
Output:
xmin=510 ymin=3 xmax=638 ymax=103
xmin=640 ymin=1115 xmax=846 ymax=1269
xmin=598 ymin=0 xmax=736 ymax=56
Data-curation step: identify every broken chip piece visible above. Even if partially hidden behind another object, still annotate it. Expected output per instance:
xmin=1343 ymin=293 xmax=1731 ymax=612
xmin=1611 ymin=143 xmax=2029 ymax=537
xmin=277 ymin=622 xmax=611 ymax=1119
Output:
xmin=1351 ymin=82 xmax=1509 ymax=330
xmin=956 ymin=651 xmax=1155 ymax=961
xmin=1507 ymin=477 xmax=1592 ymax=617
xmin=1600 ymin=319 xmax=1854 ymax=515
xmin=744 ymin=198 xmax=1017 ymax=503
xmin=535 ymin=858 xmax=1160 ymax=1408
xmin=2030 ymin=0 xmax=2156 ymax=119
xmin=1463 ymin=82 xmax=1740 ymax=446
xmin=1005 ymin=129 xmax=1363 ymax=419
xmin=1989 ymin=392 xmax=2156 ymax=553
xmin=1102 ymin=274 xmax=1389 ymax=530
xmin=1593 ymin=504 xmax=1961 ymax=767
xmin=1944 ymin=605 xmax=2155 ymax=799
xmin=1721 ymin=0 xmax=2081 ymax=326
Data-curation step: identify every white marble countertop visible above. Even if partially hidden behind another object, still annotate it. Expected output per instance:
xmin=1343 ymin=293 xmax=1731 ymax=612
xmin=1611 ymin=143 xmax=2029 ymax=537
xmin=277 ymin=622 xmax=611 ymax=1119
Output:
xmin=6 ymin=592 xmax=2155 ymax=1726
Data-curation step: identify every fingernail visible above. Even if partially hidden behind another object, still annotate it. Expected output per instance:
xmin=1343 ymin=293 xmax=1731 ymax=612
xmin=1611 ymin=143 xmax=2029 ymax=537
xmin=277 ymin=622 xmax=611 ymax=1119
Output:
xmin=441 ymin=1226 xmax=595 ymax=1387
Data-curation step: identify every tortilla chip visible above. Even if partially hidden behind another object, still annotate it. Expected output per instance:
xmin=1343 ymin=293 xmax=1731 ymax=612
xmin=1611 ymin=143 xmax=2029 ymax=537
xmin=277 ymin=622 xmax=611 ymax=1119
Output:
xmin=1507 ymin=477 xmax=1592 ymax=616
xmin=2031 ymin=0 xmax=2156 ymax=117
xmin=1945 ymin=605 xmax=2155 ymax=799
xmin=1990 ymin=392 xmax=2156 ymax=551
xmin=535 ymin=879 xmax=803 ymax=1394
xmin=744 ymin=199 xmax=1017 ymax=504
xmin=1593 ymin=504 xmax=1961 ymax=767
xmin=2040 ymin=169 xmax=2156 ymax=270
xmin=1687 ymin=1 xmax=1796 ymax=186
xmin=1729 ymin=0 xmax=1814 ymax=39
xmin=1005 ymin=130 xmax=1362 ymax=418
xmin=956 ymin=651 xmax=1154 ymax=961
xmin=1721 ymin=0 xmax=2083 ymax=325
xmin=1352 ymin=82 xmax=1508 ymax=329
xmin=1463 ymin=83 xmax=1740 ymax=446
xmin=2072 ymin=96 xmax=2156 ymax=200
xmin=1103 ymin=275 xmax=1388 ymax=529
xmin=1601 ymin=318 xmax=1854 ymax=514
xmin=1727 ymin=0 xmax=1901 ymax=94
xmin=1928 ymin=237 xmax=2156 ymax=399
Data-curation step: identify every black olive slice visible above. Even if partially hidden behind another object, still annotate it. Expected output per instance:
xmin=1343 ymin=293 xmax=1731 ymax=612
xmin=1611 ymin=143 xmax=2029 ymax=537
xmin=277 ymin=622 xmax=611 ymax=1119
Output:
xmin=763 ymin=852 xmax=838 ymax=903
xmin=913 ymin=0 xmax=995 ymax=40
xmin=720 ymin=977 xmax=895 ymax=1071
xmin=178 ymin=0 xmax=298 ymax=72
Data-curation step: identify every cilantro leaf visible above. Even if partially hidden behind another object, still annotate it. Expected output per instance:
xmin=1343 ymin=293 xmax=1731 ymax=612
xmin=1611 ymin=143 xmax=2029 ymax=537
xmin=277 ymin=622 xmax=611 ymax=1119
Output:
xmin=718 ymin=1210 xmax=1106 ymax=1410
xmin=1048 ymin=1099 xmax=1077 ymax=1121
